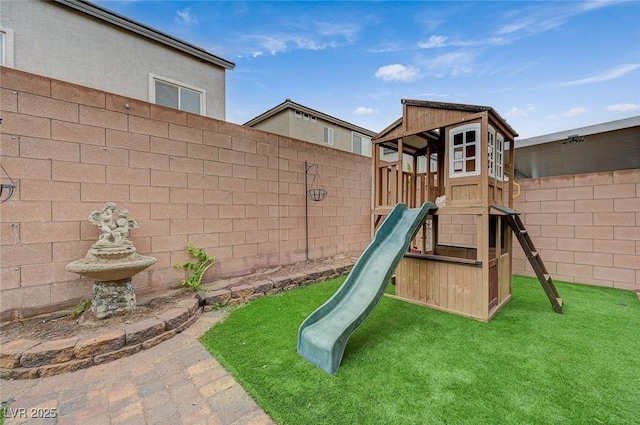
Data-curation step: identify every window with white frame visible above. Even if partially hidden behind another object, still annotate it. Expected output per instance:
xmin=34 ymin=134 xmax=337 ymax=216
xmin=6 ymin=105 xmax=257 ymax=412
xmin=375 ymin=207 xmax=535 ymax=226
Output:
xmin=488 ymin=125 xmax=496 ymax=178
xmin=449 ymin=123 xmax=480 ymax=177
xmin=323 ymin=126 xmax=334 ymax=145
xmin=0 ymin=26 xmax=14 ymax=68
xmin=496 ymin=132 xmax=504 ymax=180
xmin=150 ymin=74 xmax=205 ymax=115
xmin=352 ymin=133 xmax=372 ymax=157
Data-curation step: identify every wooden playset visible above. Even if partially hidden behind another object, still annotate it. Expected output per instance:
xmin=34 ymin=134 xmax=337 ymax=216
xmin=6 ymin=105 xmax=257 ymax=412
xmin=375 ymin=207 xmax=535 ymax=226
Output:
xmin=372 ymin=100 xmax=562 ymax=321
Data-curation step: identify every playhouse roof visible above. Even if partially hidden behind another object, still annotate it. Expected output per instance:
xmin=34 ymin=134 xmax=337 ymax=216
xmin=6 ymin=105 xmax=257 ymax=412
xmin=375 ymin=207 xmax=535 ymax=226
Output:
xmin=374 ymin=99 xmax=518 ymax=149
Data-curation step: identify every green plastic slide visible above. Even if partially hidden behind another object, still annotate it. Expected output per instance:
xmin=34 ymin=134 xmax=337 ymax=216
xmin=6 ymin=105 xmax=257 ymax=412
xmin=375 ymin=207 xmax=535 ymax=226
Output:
xmin=297 ymin=202 xmax=438 ymax=374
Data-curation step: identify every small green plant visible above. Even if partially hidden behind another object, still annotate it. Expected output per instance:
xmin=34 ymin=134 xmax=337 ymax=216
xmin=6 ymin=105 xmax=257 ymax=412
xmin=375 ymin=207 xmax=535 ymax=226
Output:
xmin=70 ymin=298 xmax=90 ymax=319
xmin=1 ymin=397 xmax=15 ymax=425
xmin=174 ymin=242 xmax=215 ymax=291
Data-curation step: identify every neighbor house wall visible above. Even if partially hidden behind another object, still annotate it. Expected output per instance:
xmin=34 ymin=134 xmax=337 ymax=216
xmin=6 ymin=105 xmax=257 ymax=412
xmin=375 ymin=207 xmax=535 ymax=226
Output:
xmin=513 ymin=171 xmax=640 ymax=291
xmin=0 ymin=0 xmax=228 ymax=119
xmin=0 ymin=67 xmax=371 ymax=321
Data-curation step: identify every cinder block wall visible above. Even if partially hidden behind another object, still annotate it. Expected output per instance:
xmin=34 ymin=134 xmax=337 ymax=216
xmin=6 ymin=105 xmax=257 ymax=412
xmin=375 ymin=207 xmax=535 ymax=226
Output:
xmin=513 ymin=171 xmax=640 ymax=291
xmin=0 ymin=68 xmax=371 ymax=321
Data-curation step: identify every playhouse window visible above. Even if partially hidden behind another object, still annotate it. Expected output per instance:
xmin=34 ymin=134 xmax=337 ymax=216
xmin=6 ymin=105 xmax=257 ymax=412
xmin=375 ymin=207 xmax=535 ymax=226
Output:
xmin=488 ymin=126 xmax=496 ymax=178
xmin=496 ymin=133 xmax=504 ymax=180
xmin=449 ymin=123 xmax=480 ymax=178
xmin=488 ymin=125 xmax=505 ymax=181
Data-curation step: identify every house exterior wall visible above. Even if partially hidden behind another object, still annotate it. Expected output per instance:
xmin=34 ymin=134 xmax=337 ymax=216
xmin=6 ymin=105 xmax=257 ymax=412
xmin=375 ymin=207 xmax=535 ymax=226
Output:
xmin=251 ymin=109 xmax=365 ymax=155
xmin=0 ymin=67 xmax=371 ymax=321
xmin=512 ymin=170 xmax=640 ymax=292
xmin=0 ymin=0 xmax=228 ymax=119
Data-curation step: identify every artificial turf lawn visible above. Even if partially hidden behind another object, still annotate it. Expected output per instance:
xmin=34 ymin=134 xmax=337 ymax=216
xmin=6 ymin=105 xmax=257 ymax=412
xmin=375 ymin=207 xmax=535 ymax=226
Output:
xmin=200 ymin=276 xmax=640 ymax=425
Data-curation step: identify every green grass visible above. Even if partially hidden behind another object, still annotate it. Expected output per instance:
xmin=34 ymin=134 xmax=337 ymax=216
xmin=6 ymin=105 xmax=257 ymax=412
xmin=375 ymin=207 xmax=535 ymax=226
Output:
xmin=200 ymin=276 xmax=640 ymax=425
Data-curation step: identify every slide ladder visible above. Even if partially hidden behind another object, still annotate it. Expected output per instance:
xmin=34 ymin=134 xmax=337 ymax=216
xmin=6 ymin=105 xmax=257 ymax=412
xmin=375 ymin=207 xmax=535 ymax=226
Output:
xmin=298 ymin=202 xmax=437 ymax=374
xmin=493 ymin=205 xmax=563 ymax=314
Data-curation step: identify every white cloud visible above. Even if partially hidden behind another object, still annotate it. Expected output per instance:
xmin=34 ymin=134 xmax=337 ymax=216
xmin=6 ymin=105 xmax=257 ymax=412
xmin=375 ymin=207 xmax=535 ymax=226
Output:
xmin=604 ymin=103 xmax=640 ymax=112
xmin=374 ymin=64 xmax=420 ymax=82
xmin=557 ymin=64 xmax=640 ymax=87
xmin=547 ymin=107 xmax=588 ymax=119
xmin=505 ymin=104 xmax=535 ymax=118
xmin=353 ymin=106 xmax=376 ymax=116
xmin=426 ymin=51 xmax=476 ymax=77
xmin=418 ymin=35 xmax=448 ymax=49
xmin=176 ymin=8 xmax=198 ymax=25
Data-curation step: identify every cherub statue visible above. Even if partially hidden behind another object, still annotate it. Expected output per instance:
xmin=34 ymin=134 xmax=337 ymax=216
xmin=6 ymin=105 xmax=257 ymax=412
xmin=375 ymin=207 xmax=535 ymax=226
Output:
xmin=89 ymin=202 xmax=117 ymax=243
xmin=112 ymin=209 xmax=138 ymax=245
xmin=88 ymin=203 xmax=138 ymax=246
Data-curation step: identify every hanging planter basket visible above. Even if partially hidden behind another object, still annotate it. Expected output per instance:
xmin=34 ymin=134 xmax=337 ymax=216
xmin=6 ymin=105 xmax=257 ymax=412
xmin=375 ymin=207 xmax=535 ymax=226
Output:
xmin=307 ymin=188 xmax=327 ymax=202
xmin=0 ymin=162 xmax=16 ymax=204
xmin=305 ymin=161 xmax=328 ymax=202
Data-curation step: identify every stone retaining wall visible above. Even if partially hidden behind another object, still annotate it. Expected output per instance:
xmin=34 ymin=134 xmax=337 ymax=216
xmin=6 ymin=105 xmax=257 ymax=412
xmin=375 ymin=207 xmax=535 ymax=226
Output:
xmin=0 ymin=260 xmax=353 ymax=379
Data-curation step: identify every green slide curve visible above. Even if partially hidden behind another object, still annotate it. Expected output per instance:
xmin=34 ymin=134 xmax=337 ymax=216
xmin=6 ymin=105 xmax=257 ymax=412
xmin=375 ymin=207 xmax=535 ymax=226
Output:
xmin=297 ymin=202 xmax=438 ymax=374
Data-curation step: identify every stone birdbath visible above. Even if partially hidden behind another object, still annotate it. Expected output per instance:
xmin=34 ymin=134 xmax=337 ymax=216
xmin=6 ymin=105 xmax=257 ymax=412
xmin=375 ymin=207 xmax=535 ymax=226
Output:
xmin=66 ymin=202 xmax=157 ymax=319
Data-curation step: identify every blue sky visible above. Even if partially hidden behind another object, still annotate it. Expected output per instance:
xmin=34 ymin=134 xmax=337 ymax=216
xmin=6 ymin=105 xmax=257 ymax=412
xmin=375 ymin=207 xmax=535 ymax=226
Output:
xmin=97 ymin=0 xmax=640 ymax=138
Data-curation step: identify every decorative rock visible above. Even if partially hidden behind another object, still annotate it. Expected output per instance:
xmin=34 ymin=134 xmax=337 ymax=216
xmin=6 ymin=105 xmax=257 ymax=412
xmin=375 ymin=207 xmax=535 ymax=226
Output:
xmin=178 ymin=297 xmax=200 ymax=315
xmin=289 ymin=273 xmax=307 ymax=285
xmin=0 ymin=339 xmax=41 ymax=368
xmin=174 ymin=309 xmax=201 ymax=333
xmin=283 ymin=284 xmax=299 ymax=291
xmin=227 ymin=298 xmax=245 ymax=306
xmin=93 ymin=344 xmax=142 ymax=365
xmin=230 ymin=284 xmax=254 ymax=298
xmin=306 ymin=269 xmax=323 ymax=280
xmin=248 ymin=293 xmax=264 ymax=301
xmin=74 ymin=330 xmax=126 ymax=359
xmin=125 ymin=318 xmax=165 ymax=346
xmin=251 ymin=280 xmax=274 ymax=294
xmin=272 ymin=276 xmax=291 ymax=289
xmin=157 ymin=308 xmax=189 ymax=330
xmin=265 ymin=288 xmax=282 ymax=296
xmin=142 ymin=330 xmax=176 ymax=350
xmin=20 ymin=337 xmax=78 ymax=368
xmin=38 ymin=358 xmax=93 ymax=378
xmin=0 ymin=367 xmax=40 ymax=380
xmin=198 ymin=289 xmax=231 ymax=306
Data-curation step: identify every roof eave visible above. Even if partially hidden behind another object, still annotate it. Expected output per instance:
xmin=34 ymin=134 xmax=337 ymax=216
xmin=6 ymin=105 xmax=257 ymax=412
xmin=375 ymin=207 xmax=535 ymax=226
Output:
xmin=54 ymin=0 xmax=236 ymax=70
xmin=245 ymin=99 xmax=377 ymax=136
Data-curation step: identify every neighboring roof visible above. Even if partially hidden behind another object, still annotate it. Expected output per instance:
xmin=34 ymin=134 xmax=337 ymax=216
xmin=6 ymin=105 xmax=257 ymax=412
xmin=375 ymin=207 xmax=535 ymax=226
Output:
xmin=244 ymin=99 xmax=377 ymax=137
xmin=54 ymin=0 xmax=235 ymax=70
xmin=516 ymin=116 xmax=640 ymax=148
xmin=514 ymin=116 xmax=640 ymax=178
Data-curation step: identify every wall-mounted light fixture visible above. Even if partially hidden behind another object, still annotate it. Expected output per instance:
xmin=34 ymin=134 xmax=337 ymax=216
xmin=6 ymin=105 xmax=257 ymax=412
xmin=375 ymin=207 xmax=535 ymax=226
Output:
xmin=562 ymin=134 xmax=585 ymax=145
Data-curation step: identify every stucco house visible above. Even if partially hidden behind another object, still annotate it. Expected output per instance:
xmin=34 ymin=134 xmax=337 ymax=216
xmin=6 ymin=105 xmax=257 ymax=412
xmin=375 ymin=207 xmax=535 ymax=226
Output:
xmin=515 ymin=116 xmax=640 ymax=178
xmin=0 ymin=0 xmax=235 ymax=119
xmin=244 ymin=99 xmax=376 ymax=157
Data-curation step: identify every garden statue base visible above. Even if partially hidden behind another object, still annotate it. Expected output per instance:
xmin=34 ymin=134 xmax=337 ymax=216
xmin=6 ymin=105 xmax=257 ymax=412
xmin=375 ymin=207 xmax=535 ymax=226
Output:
xmin=91 ymin=278 xmax=136 ymax=319
xmin=66 ymin=202 xmax=157 ymax=319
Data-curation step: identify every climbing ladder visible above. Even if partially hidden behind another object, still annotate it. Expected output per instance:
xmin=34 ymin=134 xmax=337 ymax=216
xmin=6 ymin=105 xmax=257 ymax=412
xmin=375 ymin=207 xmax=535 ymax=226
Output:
xmin=492 ymin=206 xmax=563 ymax=314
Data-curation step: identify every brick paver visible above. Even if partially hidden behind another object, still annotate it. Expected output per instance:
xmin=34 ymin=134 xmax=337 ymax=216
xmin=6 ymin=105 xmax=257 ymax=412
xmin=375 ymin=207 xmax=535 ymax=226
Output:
xmin=1 ymin=312 xmax=274 ymax=425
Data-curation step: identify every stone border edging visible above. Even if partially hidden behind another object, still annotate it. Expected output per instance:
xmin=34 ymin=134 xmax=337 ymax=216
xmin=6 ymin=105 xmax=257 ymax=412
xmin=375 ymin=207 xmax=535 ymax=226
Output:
xmin=0 ymin=261 xmax=353 ymax=380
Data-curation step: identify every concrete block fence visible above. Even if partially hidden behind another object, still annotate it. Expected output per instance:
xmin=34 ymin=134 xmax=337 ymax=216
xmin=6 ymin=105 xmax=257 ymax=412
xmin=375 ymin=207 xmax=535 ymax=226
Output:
xmin=0 ymin=67 xmax=371 ymax=321
xmin=513 ymin=170 xmax=640 ymax=292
